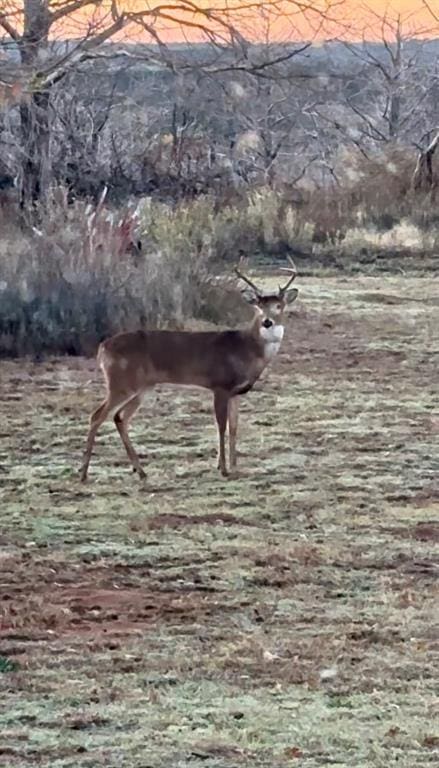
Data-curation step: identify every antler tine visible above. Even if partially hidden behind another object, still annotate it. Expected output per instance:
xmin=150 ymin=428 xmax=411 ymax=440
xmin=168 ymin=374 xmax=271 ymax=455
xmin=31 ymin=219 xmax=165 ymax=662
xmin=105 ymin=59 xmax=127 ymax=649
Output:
xmin=234 ymin=266 xmax=262 ymax=296
xmin=278 ymin=255 xmax=297 ymax=294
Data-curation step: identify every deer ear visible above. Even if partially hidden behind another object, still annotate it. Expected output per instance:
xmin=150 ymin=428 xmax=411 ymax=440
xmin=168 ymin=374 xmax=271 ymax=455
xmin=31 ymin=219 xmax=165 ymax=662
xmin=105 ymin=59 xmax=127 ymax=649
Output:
xmin=284 ymin=288 xmax=299 ymax=305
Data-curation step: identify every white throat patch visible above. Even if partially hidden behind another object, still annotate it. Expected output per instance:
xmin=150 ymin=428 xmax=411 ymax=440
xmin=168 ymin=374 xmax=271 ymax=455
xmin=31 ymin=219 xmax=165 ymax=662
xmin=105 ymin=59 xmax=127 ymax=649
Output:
xmin=260 ymin=323 xmax=284 ymax=360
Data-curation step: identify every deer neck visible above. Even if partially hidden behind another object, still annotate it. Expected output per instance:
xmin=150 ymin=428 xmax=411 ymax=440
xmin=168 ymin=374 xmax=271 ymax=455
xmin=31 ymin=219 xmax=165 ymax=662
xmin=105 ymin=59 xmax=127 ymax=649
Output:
xmin=249 ymin=314 xmax=285 ymax=362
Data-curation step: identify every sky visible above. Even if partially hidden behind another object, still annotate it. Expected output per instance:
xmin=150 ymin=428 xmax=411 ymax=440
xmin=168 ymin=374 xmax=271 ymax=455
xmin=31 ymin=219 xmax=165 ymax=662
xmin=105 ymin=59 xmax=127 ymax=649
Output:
xmin=3 ymin=1 xmax=438 ymax=44
xmin=335 ymin=1 xmax=437 ymax=34
xmin=108 ymin=1 xmax=439 ymax=43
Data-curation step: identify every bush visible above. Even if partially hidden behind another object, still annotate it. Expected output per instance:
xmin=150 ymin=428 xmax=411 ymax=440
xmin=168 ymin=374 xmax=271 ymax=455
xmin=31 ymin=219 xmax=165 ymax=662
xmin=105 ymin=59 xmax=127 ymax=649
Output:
xmin=0 ymin=191 xmax=241 ymax=358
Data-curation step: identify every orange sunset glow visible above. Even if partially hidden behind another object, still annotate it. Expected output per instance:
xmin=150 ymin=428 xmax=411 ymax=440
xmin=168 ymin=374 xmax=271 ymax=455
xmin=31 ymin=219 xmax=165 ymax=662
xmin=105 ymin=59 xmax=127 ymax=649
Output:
xmin=52 ymin=1 xmax=439 ymax=45
xmin=1 ymin=1 xmax=438 ymax=45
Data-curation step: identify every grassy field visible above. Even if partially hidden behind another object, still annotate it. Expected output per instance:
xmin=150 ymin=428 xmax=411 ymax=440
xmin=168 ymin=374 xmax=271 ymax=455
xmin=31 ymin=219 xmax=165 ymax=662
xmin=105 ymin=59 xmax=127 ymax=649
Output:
xmin=1 ymin=275 xmax=438 ymax=768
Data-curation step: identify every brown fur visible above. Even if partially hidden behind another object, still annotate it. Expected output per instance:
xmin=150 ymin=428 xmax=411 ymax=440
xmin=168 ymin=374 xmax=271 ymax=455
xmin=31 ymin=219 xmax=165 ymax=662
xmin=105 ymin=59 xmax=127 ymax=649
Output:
xmin=99 ymin=325 xmax=266 ymax=394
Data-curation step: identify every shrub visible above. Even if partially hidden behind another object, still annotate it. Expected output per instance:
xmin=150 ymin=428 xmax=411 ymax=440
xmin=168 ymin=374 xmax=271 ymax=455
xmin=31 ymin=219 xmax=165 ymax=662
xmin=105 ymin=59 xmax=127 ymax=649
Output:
xmin=0 ymin=191 xmax=241 ymax=358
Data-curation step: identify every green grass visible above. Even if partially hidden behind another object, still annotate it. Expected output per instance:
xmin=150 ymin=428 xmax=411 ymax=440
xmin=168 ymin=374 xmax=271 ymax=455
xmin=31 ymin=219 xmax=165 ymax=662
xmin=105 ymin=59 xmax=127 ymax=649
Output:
xmin=0 ymin=275 xmax=438 ymax=767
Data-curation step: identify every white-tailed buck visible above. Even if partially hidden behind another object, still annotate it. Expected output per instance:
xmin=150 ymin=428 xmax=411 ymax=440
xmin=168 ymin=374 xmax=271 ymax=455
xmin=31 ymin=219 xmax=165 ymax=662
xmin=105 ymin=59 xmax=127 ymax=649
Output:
xmin=80 ymin=260 xmax=298 ymax=481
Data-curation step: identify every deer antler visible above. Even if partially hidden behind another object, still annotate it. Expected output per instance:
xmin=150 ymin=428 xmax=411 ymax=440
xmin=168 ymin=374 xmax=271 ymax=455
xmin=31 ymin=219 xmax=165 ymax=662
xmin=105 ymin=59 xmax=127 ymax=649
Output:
xmin=234 ymin=267 xmax=262 ymax=296
xmin=278 ymin=256 xmax=297 ymax=295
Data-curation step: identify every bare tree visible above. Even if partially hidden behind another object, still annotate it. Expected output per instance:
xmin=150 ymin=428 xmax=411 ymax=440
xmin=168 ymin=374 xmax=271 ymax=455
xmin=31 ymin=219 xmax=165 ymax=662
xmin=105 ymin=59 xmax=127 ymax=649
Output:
xmin=0 ymin=0 xmax=344 ymax=205
xmin=311 ymin=8 xmax=439 ymax=164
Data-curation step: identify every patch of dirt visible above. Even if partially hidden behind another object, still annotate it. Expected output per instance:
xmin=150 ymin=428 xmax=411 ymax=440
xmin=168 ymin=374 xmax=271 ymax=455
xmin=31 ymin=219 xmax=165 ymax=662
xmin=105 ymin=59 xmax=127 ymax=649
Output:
xmin=146 ymin=512 xmax=256 ymax=529
xmin=190 ymin=743 xmax=252 ymax=761
xmin=1 ymin=582 xmax=249 ymax=639
xmin=412 ymin=523 xmax=439 ymax=542
xmin=385 ymin=522 xmax=439 ymax=543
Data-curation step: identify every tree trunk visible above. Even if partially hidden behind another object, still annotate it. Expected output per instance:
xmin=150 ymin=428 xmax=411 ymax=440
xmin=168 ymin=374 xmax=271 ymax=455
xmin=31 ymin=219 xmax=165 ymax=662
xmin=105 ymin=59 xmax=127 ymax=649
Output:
xmin=412 ymin=132 xmax=439 ymax=191
xmin=19 ymin=90 xmax=50 ymax=206
xmin=388 ymin=91 xmax=401 ymax=140
xmin=19 ymin=1 xmax=51 ymax=208
xmin=388 ymin=20 xmax=402 ymax=140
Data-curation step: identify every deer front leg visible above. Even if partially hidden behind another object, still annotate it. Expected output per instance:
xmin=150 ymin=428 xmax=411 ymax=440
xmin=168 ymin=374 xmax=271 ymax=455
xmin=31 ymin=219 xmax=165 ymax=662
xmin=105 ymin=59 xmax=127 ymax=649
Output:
xmin=114 ymin=393 xmax=146 ymax=478
xmin=228 ymin=396 xmax=239 ymax=471
xmin=80 ymin=391 xmax=129 ymax=482
xmin=213 ymin=390 xmax=229 ymax=477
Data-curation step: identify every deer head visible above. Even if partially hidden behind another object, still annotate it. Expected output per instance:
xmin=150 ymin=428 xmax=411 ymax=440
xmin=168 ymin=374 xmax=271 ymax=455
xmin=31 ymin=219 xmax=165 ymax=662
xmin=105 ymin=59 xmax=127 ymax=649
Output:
xmin=234 ymin=257 xmax=298 ymax=357
xmin=235 ymin=256 xmax=298 ymax=325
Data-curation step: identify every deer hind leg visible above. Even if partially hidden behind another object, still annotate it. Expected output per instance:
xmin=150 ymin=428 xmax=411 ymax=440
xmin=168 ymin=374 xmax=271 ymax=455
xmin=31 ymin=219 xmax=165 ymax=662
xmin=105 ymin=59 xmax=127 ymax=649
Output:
xmin=228 ymin=397 xmax=239 ymax=471
xmin=80 ymin=390 xmax=135 ymax=482
xmin=214 ymin=390 xmax=230 ymax=477
xmin=114 ymin=393 xmax=146 ymax=478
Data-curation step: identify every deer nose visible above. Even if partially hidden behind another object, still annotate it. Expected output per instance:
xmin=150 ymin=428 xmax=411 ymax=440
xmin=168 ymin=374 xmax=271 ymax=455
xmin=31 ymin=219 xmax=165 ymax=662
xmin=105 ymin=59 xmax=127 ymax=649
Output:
xmin=262 ymin=318 xmax=273 ymax=329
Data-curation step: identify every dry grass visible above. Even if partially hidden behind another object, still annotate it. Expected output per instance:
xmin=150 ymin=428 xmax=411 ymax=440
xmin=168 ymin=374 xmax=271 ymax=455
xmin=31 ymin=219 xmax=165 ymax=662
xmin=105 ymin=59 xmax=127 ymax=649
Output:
xmin=3 ymin=175 xmax=439 ymax=358
xmin=1 ymin=274 xmax=439 ymax=767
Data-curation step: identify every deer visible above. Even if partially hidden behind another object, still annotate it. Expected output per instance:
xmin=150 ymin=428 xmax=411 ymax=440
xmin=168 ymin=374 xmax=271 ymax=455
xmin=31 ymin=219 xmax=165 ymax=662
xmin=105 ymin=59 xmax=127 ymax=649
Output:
xmin=80 ymin=260 xmax=298 ymax=482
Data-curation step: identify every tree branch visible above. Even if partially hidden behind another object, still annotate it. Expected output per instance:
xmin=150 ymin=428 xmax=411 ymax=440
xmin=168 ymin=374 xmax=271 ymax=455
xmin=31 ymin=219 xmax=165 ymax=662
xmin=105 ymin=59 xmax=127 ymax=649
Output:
xmin=50 ymin=0 xmax=102 ymax=24
xmin=0 ymin=13 xmax=20 ymax=41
